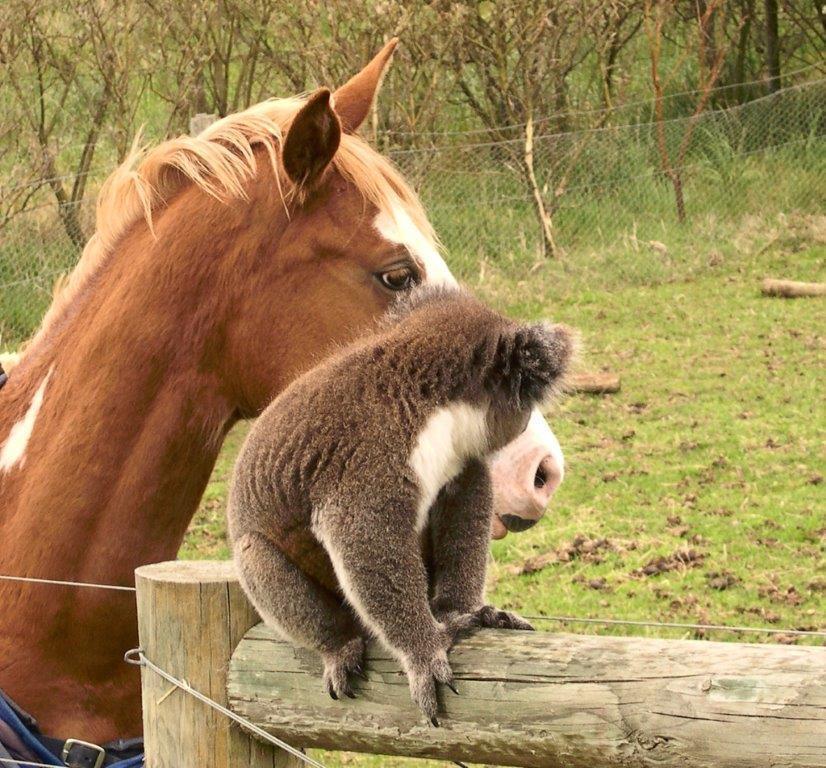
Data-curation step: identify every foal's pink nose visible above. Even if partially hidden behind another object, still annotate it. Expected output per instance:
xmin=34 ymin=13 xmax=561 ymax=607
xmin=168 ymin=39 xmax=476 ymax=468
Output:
xmin=489 ymin=434 xmax=565 ymax=538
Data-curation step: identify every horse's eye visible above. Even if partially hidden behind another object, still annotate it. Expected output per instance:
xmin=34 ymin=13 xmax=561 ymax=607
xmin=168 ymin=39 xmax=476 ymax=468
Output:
xmin=377 ymin=267 xmax=415 ymax=291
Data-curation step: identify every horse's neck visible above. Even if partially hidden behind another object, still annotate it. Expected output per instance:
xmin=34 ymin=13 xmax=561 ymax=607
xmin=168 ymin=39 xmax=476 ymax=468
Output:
xmin=0 ymin=278 xmax=236 ymax=582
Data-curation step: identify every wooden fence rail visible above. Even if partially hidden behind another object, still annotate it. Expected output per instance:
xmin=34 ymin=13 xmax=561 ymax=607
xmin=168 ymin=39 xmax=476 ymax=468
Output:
xmin=136 ymin=561 xmax=826 ymax=768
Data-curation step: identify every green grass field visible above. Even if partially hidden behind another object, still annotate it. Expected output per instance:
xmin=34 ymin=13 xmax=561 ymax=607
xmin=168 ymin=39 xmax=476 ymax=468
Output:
xmin=177 ymin=208 xmax=825 ymax=767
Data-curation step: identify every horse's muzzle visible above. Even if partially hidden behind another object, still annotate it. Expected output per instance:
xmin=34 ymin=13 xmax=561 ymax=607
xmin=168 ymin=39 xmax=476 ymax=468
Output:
xmin=499 ymin=514 xmax=539 ymax=533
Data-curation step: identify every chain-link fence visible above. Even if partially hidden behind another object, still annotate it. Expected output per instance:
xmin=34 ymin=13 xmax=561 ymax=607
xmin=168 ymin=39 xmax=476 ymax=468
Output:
xmin=2 ymin=78 xmax=824 ymax=347
xmin=389 ymin=79 xmax=825 ymax=263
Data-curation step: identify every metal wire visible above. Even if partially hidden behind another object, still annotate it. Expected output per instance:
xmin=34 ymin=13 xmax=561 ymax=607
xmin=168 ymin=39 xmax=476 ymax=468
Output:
xmin=388 ymin=79 xmax=826 ymax=154
xmin=0 ymin=759 xmax=62 ymax=768
xmin=125 ymin=649 xmax=327 ymax=768
xmin=2 ymin=78 xmax=824 ymax=349
xmin=0 ymin=168 xmax=106 ymax=195
xmin=0 ymin=574 xmax=135 ymax=592
xmin=2 ymin=573 xmax=821 ymax=639
xmin=384 ymin=63 xmax=826 ymax=136
xmin=523 ymin=614 xmax=826 ymax=638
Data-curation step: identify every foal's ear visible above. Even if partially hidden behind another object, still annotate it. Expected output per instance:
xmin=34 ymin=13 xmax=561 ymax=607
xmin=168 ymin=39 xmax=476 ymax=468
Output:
xmin=282 ymin=88 xmax=341 ymax=188
xmin=333 ymin=38 xmax=398 ymax=134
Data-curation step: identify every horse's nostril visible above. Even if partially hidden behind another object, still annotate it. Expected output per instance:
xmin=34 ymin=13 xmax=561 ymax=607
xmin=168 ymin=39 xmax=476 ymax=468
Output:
xmin=534 ymin=464 xmax=548 ymax=489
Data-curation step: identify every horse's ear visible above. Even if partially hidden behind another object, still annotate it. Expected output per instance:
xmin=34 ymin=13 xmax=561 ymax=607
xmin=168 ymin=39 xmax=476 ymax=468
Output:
xmin=332 ymin=38 xmax=398 ymax=134
xmin=282 ymin=88 xmax=341 ymax=187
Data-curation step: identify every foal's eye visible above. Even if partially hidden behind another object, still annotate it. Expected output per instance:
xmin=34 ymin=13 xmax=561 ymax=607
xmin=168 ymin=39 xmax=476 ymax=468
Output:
xmin=377 ymin=267 xmax=416 ymax=292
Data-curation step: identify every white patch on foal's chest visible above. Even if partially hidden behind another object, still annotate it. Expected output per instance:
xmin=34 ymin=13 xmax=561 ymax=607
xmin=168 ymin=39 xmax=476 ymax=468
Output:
xmin=408 ymin=402 xmax=489 ymax=532
xmin=373 ymin=204 xmax=457 ymax=288
xmin=0 ymin=367 xmax=54 ymax=472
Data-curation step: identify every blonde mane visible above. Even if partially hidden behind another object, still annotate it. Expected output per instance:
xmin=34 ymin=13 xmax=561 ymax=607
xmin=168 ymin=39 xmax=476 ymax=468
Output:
xmin=18 ymin=95 xmax=435 ymax=365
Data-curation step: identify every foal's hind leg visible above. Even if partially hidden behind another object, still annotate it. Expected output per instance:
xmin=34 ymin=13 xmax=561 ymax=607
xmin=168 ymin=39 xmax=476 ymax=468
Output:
xmin=234 ymin=531 xmax=366 ymax=699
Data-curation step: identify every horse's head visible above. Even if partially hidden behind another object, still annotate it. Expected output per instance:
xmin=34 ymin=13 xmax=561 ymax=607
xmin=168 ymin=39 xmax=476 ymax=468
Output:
xmin=202 ymin=42 xmax=453 ymax=412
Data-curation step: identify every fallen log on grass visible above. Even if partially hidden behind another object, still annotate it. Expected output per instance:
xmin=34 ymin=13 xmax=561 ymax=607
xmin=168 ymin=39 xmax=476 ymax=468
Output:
xmin=761 ymin=278 xmax=826 ymax=298
xmin=566 ymin=371 xmax=621 ymax=394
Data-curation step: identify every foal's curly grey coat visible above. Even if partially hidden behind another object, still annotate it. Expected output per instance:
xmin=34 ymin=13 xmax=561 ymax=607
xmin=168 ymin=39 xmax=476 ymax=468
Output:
xmin=228 ymin=286 xmax=573 ymax=723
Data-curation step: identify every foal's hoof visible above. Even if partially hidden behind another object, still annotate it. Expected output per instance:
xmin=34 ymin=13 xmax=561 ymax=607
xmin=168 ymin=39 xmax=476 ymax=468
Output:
xmin=473 ymin=605 xmax=534 ymax=631
xmin=322 ymin=636 xmax=367 ymax=701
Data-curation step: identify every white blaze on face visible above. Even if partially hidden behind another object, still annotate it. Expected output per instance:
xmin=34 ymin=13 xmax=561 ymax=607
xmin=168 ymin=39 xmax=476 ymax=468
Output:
xmin=408 ymin=402 xmax=489 ymax=532
xmin=373 ymin=204 xmax=457 ymax=288
xmin=0 ymin=367 xmax=54 ymax=472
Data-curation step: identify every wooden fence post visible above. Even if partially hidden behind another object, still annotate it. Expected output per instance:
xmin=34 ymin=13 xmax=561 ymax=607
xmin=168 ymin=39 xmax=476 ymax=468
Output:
xmin=135 ymin=560 xmax=304 ymax=768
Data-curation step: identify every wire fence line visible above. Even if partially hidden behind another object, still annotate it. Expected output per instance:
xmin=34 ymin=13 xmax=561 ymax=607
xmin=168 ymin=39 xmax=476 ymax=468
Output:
xmin=388 ymin=78 xmax=825 ymax=259
xmin=1 ymin=78 xmax=824 ymax=346
xmin=1 ymin=573 xmax=823 ymax=639
xmin=123 ymin=649 xmax=329 ymax=768
xmin=381 ymin=63 xmax=826 ymax=138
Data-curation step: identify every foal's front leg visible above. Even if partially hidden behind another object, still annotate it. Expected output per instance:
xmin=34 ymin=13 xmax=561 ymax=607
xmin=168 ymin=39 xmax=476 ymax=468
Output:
xmin=313 ymin=498 xmax=471 ymax=723
xmin=428 ymin=459 xmax=534 ymax=631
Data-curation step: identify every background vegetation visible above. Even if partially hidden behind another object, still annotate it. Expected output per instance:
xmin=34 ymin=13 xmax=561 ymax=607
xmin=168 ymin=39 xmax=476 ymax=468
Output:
xmin=0 ymin=3 xmax=823 ymax=765
xmin=1 ymin=1 xmax=824 ymax=333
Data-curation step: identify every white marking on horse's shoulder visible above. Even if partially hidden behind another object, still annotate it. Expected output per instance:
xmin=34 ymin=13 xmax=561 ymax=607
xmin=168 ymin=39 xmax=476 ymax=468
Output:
xmin=0 ymin=351 xmax=20 ymax=373
xmin=373 ymin=203 xmax=457 ymax=287
xmin=408 ymin=402 xmax=489 ymax=532
xmin=0 ymin=367 xmax=54 ymax=473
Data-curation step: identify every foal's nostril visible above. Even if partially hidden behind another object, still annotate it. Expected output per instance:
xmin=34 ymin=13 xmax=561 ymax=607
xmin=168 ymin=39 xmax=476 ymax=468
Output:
xmin=500 ymin=514 xmax=539 ymax=533
xmin=533 ymin=454 xmax=562 ymax=499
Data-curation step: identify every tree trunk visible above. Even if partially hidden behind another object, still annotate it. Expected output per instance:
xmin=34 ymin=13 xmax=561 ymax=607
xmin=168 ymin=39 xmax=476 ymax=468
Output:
xmin=41 ymin=153 xmax=86 ymax=250
xmin=817 ymin=0 xmax=826 ymax=35
xmin=734 ymin=0 xmax=754 ymax=102
xmin=764 ymin=0 xmax=781 ymax=92
xmin=671 ymin=171 xmax=687 ymax=223
xmin=522 ymin=118 xmax=558 ymax=258
xmin=698 ymin=0 xmax=719 ymax=77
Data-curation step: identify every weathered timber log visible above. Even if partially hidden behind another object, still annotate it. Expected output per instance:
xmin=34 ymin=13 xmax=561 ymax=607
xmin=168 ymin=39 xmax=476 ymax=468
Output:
xmin=566 ymin=371 xmax=621 ymax=394
xmin=229 ymin=622 xmax=826 ymax=768
xmin=761 ymin=278 xmax=826 ymax=298
xmin=135 ymin=561 xmax=303 ymax=768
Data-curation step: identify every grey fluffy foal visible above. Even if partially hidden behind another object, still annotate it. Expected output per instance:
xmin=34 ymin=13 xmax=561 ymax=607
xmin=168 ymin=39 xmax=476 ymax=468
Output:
xmin=228 ymin=286 xmax=573 ymax=723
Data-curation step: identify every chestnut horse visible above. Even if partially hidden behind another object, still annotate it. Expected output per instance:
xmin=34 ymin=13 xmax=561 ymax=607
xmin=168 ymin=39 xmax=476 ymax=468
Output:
xmin=0 ymin=41 xmax=564 ymax=743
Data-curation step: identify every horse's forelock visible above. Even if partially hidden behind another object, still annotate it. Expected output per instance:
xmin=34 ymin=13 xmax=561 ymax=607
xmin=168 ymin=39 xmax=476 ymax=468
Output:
xmin=20 ymin=95 xmax=435 ymax=364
